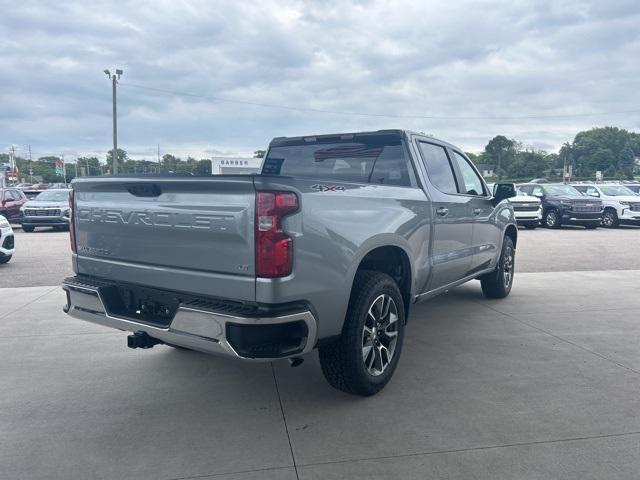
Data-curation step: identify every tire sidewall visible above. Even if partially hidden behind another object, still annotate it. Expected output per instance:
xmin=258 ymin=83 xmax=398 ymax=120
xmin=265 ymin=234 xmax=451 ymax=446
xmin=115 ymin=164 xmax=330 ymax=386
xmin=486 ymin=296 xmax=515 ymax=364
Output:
xmin=602 ymin=209 xmax=617 ymax=228
xmin=544 ymin=209 xmax=559 ymax=228
xmin=348 ymin=275 xmax=405 ymax=390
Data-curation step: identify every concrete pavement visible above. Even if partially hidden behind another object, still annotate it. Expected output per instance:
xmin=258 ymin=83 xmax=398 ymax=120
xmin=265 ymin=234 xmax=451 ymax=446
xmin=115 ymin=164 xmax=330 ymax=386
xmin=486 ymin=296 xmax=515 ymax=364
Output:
xmin=1 ymin=271 xmax=639 ymax=479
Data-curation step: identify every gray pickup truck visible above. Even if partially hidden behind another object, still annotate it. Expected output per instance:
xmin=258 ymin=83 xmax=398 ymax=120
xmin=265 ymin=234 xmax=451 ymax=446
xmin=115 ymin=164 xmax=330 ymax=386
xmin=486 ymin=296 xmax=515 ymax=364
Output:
xmin=63 ymin=130 xmax=518 ymax=396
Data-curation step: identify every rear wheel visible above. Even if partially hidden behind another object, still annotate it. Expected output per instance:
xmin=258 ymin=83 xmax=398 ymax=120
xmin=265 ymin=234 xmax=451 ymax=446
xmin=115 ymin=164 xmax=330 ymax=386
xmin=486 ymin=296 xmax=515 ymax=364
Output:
xmin=543 ymin=209 xmax=560 ymax=229
xmin=22 ymin=226 xmax=34 ymax=232
xmin=319 ymin=271 xmax=405 ymax=396
xmin=480 ymin=235 xmax=515 ymax=299
xmin=602 ymin=209 xmax=619 ymax=228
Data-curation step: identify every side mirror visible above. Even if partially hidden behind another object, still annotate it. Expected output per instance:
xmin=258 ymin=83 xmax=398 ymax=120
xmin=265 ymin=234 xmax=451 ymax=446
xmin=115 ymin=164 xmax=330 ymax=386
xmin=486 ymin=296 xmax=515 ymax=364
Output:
xmin=532 ymin=191 xmax=544 ymax=198
xmin=492 ymin=183 xmax=516 ymax=205
xmin=588 ymin=191 xmax=600 ymax=197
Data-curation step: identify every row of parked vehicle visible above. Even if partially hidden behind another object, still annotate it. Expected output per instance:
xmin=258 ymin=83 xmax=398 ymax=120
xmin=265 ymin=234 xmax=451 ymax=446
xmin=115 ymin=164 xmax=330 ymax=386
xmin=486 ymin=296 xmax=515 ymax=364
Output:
xmin=502 ymin=181 xmax=640 ymax=229
xmin=0 ymin=186 xmax=72 ymax=232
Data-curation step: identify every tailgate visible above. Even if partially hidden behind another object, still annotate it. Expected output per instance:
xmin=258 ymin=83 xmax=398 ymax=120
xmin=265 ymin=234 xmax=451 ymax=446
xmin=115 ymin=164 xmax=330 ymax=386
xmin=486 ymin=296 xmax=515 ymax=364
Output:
xmin=72 ymin=176 xmax=256 ymax=302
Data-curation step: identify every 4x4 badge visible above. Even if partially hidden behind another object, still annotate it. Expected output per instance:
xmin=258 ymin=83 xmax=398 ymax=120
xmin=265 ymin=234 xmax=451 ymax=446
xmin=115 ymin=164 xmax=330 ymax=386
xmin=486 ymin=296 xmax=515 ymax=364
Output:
xmin=311 ymin=184 xmax=345 ymax=192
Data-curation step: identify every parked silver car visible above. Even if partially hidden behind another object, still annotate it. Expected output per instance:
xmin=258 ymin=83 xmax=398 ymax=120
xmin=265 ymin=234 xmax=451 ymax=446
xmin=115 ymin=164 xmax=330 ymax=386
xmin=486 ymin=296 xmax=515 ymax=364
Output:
xmin=20 ymin=189 xmax=72 ymax=232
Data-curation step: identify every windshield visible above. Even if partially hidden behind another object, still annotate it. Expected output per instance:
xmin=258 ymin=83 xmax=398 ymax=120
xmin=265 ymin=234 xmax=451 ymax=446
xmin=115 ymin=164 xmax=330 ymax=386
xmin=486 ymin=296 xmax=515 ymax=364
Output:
xmin=34 ymin=190 xmax=71 ymax=202
xmin=543 ymin=184 xmax=581 ymax=196
xmin=599 ymin=185 xmax=636 ymax=196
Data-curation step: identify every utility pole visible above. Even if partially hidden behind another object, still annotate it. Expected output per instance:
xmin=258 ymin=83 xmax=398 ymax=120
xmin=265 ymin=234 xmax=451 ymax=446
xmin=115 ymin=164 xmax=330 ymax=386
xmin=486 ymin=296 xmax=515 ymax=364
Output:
xmin=104 ymin=68 xmax=123 ymax=174
xmin=9 ymin=145 xmax=16 ymax=172
xmin=28 ymin=145 xmax=33 ymax=183
xmin=62 ymin=154 xmax=67 ymax=185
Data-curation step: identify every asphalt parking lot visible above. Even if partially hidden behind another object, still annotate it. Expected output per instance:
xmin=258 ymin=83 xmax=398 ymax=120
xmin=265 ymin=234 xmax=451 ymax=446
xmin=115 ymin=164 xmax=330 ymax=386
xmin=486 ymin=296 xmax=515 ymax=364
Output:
xmin=2 ymin=226 xmax=640 ymax=479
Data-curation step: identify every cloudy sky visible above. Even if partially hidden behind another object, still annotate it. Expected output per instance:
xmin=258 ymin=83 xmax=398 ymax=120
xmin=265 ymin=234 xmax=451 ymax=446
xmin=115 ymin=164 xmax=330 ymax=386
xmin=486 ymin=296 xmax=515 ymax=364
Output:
xmin=1 ymin=0 xmax=639 ymax=161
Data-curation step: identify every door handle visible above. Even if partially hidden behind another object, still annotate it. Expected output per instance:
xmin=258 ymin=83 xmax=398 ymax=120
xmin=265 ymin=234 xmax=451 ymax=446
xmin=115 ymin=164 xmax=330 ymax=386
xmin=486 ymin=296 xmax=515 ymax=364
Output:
xmin=473 ymin=208 xmax=481 ymax=215
xmin=436 ymin=207 xmax=449 ymax=217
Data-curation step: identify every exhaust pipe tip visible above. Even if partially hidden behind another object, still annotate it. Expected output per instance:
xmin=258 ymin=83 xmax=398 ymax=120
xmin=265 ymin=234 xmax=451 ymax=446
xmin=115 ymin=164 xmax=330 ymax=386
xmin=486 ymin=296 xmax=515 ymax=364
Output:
xmin=288 ymin=357 xmax=304 ymax=367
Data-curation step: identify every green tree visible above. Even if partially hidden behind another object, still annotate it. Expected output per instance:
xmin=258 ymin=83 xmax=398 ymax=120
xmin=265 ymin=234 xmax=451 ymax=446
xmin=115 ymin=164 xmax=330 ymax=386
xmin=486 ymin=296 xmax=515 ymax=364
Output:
xmin=76 ymin=156 xmax=103 ymax=176
xmin=571 ymin=127 xmax=636 ymax=179
xmin=484 ymin=135 xmax=518 ymax=178
xmin=105 ymin=148 xmax=128 ymax=173
xmin=253 ymin=150 xmax=266 ymax=158
xmin=508 ymin=149 xmax=549 ymax=178
xmin=161 ymin=154 xmax=179 ymax=173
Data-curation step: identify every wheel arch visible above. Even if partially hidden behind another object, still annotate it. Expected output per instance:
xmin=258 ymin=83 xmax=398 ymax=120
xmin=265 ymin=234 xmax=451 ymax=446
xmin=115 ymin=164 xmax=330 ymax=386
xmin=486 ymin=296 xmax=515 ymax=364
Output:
xmin=504 ymin=223 xmax=518 ymax=249
xmin=350 ymin=241 xmax=414 ymax=321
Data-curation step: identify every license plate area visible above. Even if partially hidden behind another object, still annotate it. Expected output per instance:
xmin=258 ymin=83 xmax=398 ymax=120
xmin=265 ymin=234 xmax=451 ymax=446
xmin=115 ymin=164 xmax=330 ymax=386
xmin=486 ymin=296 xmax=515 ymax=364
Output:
xmin=100 ymin=284 xmax=180 ymax=327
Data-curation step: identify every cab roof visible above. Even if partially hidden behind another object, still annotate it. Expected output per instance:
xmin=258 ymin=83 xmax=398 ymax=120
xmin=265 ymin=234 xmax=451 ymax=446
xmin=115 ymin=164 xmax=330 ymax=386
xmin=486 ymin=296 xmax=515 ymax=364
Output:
xmin=269 ymin=129 xmax=460 ymax=150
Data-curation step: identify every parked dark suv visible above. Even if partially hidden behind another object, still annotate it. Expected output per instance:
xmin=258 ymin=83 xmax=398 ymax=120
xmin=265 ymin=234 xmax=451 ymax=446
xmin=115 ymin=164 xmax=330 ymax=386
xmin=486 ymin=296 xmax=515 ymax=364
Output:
xmin=518 ymin=183 xmax=603 ymax=229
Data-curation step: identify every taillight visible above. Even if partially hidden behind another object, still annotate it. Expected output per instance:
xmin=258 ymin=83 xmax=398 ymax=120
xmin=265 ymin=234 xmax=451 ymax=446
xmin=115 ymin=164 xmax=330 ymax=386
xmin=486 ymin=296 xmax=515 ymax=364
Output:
xmin=255 ymin=191 xmax=298 ymax=277
xmin=69 ymin=189 xmax=77 ymax=253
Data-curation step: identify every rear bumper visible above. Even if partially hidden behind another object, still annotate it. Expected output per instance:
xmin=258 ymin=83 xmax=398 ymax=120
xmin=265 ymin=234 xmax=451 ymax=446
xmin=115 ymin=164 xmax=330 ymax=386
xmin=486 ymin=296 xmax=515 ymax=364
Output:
xmin=62 ymin=276 xmax=317 ymax=361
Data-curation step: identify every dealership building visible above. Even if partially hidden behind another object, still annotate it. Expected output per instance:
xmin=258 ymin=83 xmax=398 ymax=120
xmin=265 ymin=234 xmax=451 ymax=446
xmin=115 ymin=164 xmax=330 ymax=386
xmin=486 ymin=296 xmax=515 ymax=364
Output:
xmin=211 ymin=157 xmax=263 ymax=175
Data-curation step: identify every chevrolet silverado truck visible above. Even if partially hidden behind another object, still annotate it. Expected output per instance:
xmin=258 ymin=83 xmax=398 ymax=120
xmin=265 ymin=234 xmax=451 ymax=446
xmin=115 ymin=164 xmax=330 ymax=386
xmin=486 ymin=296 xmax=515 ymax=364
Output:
xmin=62 ymin=130 xmax=518 ymax=396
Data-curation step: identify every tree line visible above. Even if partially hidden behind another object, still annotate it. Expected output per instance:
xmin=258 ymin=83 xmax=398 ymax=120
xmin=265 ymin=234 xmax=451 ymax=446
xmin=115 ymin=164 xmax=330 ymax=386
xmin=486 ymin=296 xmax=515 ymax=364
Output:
xmin=467 ymin=126 xmax=640 ymax=180
xmin=2 ymin=126 xmax=638 ymax=183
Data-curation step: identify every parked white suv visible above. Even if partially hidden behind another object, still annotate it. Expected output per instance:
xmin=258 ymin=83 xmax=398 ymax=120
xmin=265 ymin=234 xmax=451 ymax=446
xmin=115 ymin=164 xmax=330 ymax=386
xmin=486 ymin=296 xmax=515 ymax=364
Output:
xmin=489 ymin=184 xmax=542 ymax=229
xmin=572 ymin=183 xmax=640 ymax=228
xmin=0 ymin=214 xmax=15 ymax=264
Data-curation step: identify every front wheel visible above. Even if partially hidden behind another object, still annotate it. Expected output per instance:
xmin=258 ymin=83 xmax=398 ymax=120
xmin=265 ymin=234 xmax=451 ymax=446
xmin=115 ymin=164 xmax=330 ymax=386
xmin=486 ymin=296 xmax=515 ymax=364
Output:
xmin=0 ymin=254 xmax=11 ymax=264
xmin=602 ymin=209 xmax=619 ymax=228
xmin=523 ymin=223 xmax=538 ymax=230
xmin=543 ymin=209 xmax=560 ymax=229
xmin=479 ymin=235 xmax=515 ymax=299
xmin=319 ymin=271 xmax=405 ymax=396
xmin=21 ymin=226 xmax=34 ymax=232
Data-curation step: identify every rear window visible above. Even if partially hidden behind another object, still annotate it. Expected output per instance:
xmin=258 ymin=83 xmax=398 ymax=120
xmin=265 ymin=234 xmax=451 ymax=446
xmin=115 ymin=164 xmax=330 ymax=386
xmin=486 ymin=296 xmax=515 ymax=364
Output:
xmin=263 ymin=135 xmax=416 ymax=187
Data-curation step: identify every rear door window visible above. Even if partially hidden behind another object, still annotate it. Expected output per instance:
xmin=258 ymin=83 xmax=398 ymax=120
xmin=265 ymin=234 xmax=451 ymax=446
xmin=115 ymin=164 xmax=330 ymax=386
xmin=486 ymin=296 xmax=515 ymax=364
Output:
xmin=451 ymin=151 xmax=485 ymax=196
xmin=417 ymin=142 xmax=458 ymax=194
xmin=263 ymin=134 xmax=415 ymax=187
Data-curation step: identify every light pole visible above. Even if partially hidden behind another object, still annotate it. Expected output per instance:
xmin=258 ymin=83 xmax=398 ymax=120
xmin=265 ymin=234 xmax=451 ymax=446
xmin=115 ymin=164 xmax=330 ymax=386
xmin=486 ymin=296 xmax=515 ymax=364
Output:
xmin=104 ymin=68 xmax=123 ymax=174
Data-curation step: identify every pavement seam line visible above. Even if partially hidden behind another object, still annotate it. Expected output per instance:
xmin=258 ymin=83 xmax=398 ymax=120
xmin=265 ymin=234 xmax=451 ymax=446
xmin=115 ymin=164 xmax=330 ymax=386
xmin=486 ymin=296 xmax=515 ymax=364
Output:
xmin=296 ymin=430 xmax=640 ymax=470
xmin=0 ymin=286 xmax=59 ymax=321
xmin=271 ymin=362 xmax=300 ymax=480
xmin=477 ymin=300 xmax=640 ymax=377
xmin=164 ymin=464 xmax=295 ymax=480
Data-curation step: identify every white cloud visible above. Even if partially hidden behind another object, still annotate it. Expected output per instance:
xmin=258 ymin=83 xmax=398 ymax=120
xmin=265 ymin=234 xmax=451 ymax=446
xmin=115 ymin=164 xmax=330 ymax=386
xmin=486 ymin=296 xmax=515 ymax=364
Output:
xmin=1 ymin=0 xmax=639 ymax=159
